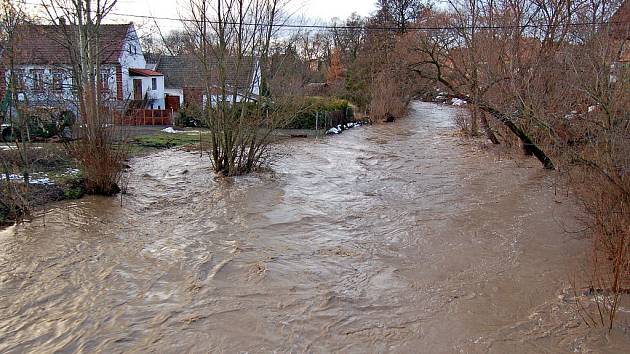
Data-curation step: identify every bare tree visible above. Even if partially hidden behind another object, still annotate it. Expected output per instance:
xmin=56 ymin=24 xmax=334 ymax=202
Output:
xmin=42 ymin=0 xmax=127 ymax=194
xmin=329 ymin=13 xmax=366 ymax=62
xmin=376 ymin=0 xmax=426 ymax=33
xmin=396 ymin=0 xmax=628 ymax=326
xmin=0 ymin=0 xmax=30 ymax=223
xmin=184 ymin=0 xmax=296 ymax=176
xmin=158 ymin=29 xmax=197 ymax=56
xmin=405 ymin=1 xmax=556 ymax=168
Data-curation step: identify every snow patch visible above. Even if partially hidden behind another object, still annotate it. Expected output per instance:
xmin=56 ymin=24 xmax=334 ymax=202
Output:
xmin=30 ymin=177 xmax=53 ymax=185
xmin=162 ymin=127 xmax=201 ymax=135
xmin=0 ymin=174 xmax=22 ymax=182
xmin=0 ymin=145 xmax=43 ymax=151
xmin=451 ymin=98 xmax=467 ymax=106
xmin=65 ymin=168 xmax=81 ymax=175
xmin=326 ymin=127 xmax=341 ymax=135
xmin=324 ymin=121 xmax=367 ymax=135
xmin=0 ymin=174 xmax=53 ymax=185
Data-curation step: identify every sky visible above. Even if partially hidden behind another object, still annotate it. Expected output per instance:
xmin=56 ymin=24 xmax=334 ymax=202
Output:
xmin=99 ymin=0 xmax=378 ymax=33
xmin=294 ymin=0 xmax=376 ymax=20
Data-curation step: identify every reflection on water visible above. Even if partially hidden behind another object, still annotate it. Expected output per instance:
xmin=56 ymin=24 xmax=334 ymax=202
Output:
xmin=1 ymin=102 xmax=628 ymax=353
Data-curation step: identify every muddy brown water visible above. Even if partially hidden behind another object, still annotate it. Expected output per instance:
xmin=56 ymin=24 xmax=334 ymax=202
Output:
xmin=2 ymin=102 xmax=630 ymax=353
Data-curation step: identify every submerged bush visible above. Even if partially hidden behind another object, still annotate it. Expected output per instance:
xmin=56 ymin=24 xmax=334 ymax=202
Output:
xmin=70 ymin=108 xmax=127 ymax=196
xmin=70 ymin=140 xmax=124 ymax=195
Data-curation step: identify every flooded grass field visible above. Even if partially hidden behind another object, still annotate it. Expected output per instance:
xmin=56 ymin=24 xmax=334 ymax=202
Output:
xmin=1 ymin=102 xmax=629 ymax=353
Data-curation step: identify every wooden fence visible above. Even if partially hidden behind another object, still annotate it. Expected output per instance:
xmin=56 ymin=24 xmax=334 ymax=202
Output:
xmin=113 ymin=109 xmax=173 ymax=126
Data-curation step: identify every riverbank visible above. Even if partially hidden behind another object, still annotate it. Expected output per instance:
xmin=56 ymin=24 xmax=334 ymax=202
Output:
xmin=0 ymin=144 xmax=86 ymax=226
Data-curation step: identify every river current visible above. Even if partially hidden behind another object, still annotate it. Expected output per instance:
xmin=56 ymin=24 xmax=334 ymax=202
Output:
xmin=1 ymin=102 xmax=629 ymax=353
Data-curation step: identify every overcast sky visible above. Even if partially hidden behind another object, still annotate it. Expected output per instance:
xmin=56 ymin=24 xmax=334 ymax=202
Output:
xmin=98 ymin=0 xmax=378 ymax=32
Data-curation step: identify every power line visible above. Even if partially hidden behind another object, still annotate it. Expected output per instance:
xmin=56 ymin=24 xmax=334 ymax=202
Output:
xmin=19 ymin=0 xmax=626 ymax=32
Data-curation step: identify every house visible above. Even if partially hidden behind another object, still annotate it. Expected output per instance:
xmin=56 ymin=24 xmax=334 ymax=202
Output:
xmin=155 ymin=55 xmax=260 ymax=110
xmin=0 ymin=23 xmax=166 ymax=115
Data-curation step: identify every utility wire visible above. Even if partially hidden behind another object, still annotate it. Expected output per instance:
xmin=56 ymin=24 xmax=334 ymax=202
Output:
xmin=18 ymin=0 xmax=627 ymax=32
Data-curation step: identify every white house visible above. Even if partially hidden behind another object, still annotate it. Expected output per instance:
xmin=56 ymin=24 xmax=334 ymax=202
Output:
xmin=0 ymin=23 xmax=165 ymax=114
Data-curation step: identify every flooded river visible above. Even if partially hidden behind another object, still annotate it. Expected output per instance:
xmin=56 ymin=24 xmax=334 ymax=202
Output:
xmin=2 ymin=102 xmax=629 ymax=353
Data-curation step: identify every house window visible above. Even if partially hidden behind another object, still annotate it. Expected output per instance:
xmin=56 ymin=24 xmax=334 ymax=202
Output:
xmin=11 ymin=69 xmax=25 ymax=91
xmin=31 ymin=69 xmax=45 ymax=92
xmin=51 ymin=70 xmax=64 ymax=93
xmin=100 ymin=69 xmax=110 ymax=92
xmin=151 ymin=77 xmax=157 ymax=90
xmin=68 ymin=69 xmax=77 ymax=95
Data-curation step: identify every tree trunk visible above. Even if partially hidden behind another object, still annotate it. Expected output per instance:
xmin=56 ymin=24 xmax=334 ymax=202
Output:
xmin=426 ymin=74 xmax=553 ymax=169
xmin=476 ymin=101 xmax=554 ymax=169
xmin=470 ymin=106 xmax=479 ymax=136
xmin=480 ymin=112 xmax=500 ymax=144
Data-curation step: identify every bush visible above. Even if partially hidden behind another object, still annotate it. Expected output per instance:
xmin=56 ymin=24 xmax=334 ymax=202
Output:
xmin=63 ymin=186 xmax=85 ymax=199
xmin=370 ymin=74 xmax=408 ymax=122
xmin=175 ymin=104 xmax=205 ymax=127
xmin=286 ymin=97 xmax=354 ymax=129
xmin=0 ymin=180 xmax=27 ymax=227
xmin=30 ymin=121 xmax=61 ymax=139
xmin=34 ymin=109 xmax=75 ymax=138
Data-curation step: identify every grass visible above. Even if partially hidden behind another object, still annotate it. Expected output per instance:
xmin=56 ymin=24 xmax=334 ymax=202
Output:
xmin=132 ymin=132 xmax=206 ymax=150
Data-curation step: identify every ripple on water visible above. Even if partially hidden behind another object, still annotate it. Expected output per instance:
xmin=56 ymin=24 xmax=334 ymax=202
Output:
xmin=0 ymin=102 xmax=628 ymax=353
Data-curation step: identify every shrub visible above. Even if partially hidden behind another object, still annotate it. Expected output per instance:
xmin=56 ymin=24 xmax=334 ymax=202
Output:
xmin=63 ymin=186 xmax=85 ymax=199
xmin=286 ymin=97 xmax=353 ymax=129
xmin=175 ymin=104 xmax=205 ymax=127
xmin=70 ymin=106 xmax=127 ymax=196
xmin=370 ymin=74 xmax=408 ymax=122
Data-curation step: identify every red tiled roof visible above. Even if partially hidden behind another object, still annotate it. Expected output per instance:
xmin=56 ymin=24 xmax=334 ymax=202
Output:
xmin=7 ymin=24 xmax=132 ymax=65
xmin=129 ymin=68 xmax=163 ymax=76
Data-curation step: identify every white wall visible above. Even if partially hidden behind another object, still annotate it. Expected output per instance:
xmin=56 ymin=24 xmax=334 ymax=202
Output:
xmin=251 ymin=59 xmax=261 ymax=96
xmin=129 ymin=75 xmax=165 ymax=109
xmin=5 ymin=64 xmax=117 ymax=109
xmin=100 ymin=65 xmax=116 ymax=101
xmin=119 ymin=26 xmax=146 ymax=100
xmin=204 ymin=93 xmax=254 ymax=108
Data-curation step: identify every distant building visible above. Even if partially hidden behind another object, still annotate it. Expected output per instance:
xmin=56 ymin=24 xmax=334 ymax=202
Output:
xmin=155 ymin=55 xmax=260 ymax=110
xmin=0 ymin=23 xmax=166 ymax=113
